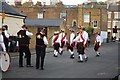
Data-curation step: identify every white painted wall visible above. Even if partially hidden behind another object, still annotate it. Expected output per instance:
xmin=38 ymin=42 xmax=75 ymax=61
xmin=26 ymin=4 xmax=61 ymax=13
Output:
xmin=0 ymin=15 xmax=2 ymax=28
xmin=0 ymin=14 xmax=25 ymax=36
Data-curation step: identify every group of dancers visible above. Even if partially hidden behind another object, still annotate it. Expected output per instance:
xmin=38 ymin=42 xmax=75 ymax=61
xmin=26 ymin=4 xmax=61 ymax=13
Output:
xmin=52 ymin=26 xmax=102 ymax=62
xmin=0 ymin=24 xmax=101 ymax=70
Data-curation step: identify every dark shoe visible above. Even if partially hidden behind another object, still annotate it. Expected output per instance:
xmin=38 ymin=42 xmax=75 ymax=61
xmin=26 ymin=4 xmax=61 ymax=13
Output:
xmin=19 ymin=65 xmax=24 ymax=67
xmin=53 ymin=54 xmax=58 ymax=57
xmin=70 ymin=55 xmax=74 ymax=59
xmin=96 ymin=55 xmax=100 ymax=57
xmin=85 ymin=57 xmax=88 ymax=62
xmin=26 ymin=65 xmax=33 ymax=67
xmin=78 ymin=60 xmax=83 ymax=62
xmin=36 ymin=67 xmax=39 ymax=69
xmin=24 ymin=55 xmax=27 ymax=58
xmin=41 ymin=67 xmax=44 ymax=70
xmin=59 ymin=51 xmax=63 ymax=55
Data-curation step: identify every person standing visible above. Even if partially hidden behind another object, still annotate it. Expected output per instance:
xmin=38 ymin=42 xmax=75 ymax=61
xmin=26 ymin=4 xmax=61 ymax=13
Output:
xmin=17 ymin=25 xmax=33 ymax=67
xmin=52 ymin=31 xmax=61 ymax=57
xmin=2 ymin=25 xmax=10 ymax=52
xmin=94 ymin=32 xmax=101 ymax=57
xmin=59 ymin=29 xmax=67 ymax=55
xmin=0 ymin=28 xmax=7 ymax=61
xmin=73 ymin=26 xmax=88 ymax=62
xmin=36 ymin=28 xmax=48 ymax=70
xmin=67 ymin=29 xmax=76 ymax=59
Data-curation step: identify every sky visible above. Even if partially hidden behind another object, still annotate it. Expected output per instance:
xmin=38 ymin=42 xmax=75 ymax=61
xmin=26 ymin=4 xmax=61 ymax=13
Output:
xmin=6 ymin=0 xmax=107 ymax=5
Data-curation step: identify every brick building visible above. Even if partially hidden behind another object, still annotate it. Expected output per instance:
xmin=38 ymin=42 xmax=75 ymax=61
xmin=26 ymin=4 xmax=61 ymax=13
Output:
xmin=107 ymin=1 xmax=120 ymax=41
xmin=14 ymin=2 xmax=108 ymax=48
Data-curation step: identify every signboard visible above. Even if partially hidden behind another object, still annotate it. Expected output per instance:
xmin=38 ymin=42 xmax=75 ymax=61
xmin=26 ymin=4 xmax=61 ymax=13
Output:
xmin=100 ymin=31 xmax=108 ymax=43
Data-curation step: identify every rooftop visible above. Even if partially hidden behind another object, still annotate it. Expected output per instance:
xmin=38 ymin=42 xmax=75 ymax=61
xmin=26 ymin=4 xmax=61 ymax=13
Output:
xmin=0 ymin=1 xmax=26 ymax=17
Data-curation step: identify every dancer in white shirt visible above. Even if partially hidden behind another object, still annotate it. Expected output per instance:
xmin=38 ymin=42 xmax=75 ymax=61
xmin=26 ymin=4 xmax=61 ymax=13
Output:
xmin=73 ymin=26 xmax=88 ymax=62
xmin=94 ymin=32 xmax=101 ymax=57
xmin=67 ymin=29 xmax=76 ymax=59
xmin=52 ymin=31 xmax=61 ymax=57
xmin=59 ymin=29 xmax=67 ymax=55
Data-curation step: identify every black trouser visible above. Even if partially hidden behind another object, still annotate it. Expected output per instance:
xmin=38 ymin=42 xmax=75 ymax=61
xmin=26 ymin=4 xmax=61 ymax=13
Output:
xmin=54 ymin=43 xmax=60 ymax=52
xmin=36 ymin=46 xmax=46 ymax=69
xmin=19 ymin=45 xmax=31 ymax=66
xmin=4 ymin=41 xmax=8 ymax=52
xmin=94 ymin=43 xmax=100 ymax=51
xmin=77 ymin=43 xmax=85 ymax=55
xmin=61 ymin=41 xmax=65 ymax=48
xmin=67 ymin=44 xmax=73 ymax=51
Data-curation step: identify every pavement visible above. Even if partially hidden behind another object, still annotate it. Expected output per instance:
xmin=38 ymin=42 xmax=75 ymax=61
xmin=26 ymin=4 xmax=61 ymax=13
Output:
xmin=1 ymin=42 xmax=119 ymax=79
xmin=9 ymin=48 xmax=54 ymax=58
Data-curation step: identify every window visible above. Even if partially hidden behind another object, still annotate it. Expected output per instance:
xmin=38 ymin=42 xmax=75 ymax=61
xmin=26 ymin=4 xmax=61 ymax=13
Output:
xmin=38 ymin=12 xmax=43 ymax=19
xmin=114 ymin=12 xmax=120 ymax=19
xmin=60 ymin=12 xmax=66 ymax=20
xmin=108 ymin=21 xmax=111 ymax=28
xmin=84 ymin=14 xmax=90 ymax=23
xmin=72 ymin=20 xmax=77 ymax=27
xmin=108 ymin=12 xmax=111 ymax=19
xmin=93 ymin=20 xmax=97 ymax=28
xmin=113 ymin=21 xmax=118 ymax=28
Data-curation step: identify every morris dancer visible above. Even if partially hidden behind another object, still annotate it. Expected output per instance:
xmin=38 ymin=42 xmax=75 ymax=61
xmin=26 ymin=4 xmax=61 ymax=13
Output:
xmin=59 ymin=29 xmax=67 ymax=55
xmin=67 ymin=29 xmax=76 ymax=59
xmin=94 ymin=32 xmax=101 ymax=57
xmin=73 ymin=26 xmax=88 ymax=62
xmin=52 ymin=31 xmax=61 ymax=57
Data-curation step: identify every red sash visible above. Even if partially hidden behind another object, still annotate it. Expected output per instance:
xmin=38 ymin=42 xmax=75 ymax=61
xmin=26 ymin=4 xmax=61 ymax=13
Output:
xmin=95 ymin=36 xmax=100 ymax=46
xmin=71 ymin=35 xmax=76 ymax=47
xmin=54 ymin=35 xmax=59 ymax=43
xmin=61 ymin=33 xmax=67 ymax=42
xmin=79 ymin=32 xmax=87 ymax=48
xmin=80 ymin=32 xmax=85 ymax=43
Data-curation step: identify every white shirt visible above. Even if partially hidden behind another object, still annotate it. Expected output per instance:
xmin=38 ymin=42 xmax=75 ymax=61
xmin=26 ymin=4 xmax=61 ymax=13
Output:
xmin=73 ymin=31 xmax=88 ymax=45
xmin=0 ymin=34 xmax=6 ymax=52
xmin=96 ymin=35 xmax=101 ymax=46
xmin=26 ymin=31 xmax=33 ymax=36
xmin=70 ymin=32 xmax=75 ymax=45
xmin=59 ymin=32 xmax=67 ymax=42
xmin=43 ymin=36 xmax=48 ymax=45
xmin=4 ymin=30 xmax=9 ymax=38
xmin=52 ymin=35 xmax=61 ymax=46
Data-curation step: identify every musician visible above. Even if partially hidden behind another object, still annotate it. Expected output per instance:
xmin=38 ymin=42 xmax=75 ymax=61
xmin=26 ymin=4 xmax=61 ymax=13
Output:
xmin=94 ymin=32 xmax=101 ymax=57
xmin=2 ymin=25 xmax=10 ymax=52
xmin=17 ymin=25 xmax=33 ymax=67
xmin=36 ymin=28 xmax=48 ymax=70
xmin=0 ymin=28 xmax=7 ymax=61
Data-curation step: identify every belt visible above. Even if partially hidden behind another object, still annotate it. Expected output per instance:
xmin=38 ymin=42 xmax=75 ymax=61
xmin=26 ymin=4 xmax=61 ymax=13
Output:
xmin=19 ymin=44 xmax=29 ymax=46
xmin=54 ymin=42 xmax=59 ymax=44
xmin=77 ymin=42 xmax=84 ymax=44
xmin=36 ymin=44 xmax=45 ymax=47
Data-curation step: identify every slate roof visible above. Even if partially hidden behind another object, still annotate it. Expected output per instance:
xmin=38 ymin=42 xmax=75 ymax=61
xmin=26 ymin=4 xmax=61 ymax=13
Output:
xmin=108 ymin=5 xmax=120 ymax=11
xmin=25 ymin=19 xmax=64 ymax=27
xmin=82 ymin=4 xmax=120 ymax=11
xmin=0 ymin=1 xmax=26 ymax=17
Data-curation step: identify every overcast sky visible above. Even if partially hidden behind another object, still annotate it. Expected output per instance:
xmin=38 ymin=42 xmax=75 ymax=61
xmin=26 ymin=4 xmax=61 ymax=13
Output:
xmin=7 ymin=0 xmax=107 ymax=5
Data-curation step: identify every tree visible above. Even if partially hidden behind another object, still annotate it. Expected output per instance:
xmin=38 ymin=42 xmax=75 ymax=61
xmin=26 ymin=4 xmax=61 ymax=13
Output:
xmin=85 ymin=27 xmax=94 ymax=35
xmin=22 ymin=2 xmax=33 ymax=7
xmin=98 ymin=1 xmax=107 ymax=5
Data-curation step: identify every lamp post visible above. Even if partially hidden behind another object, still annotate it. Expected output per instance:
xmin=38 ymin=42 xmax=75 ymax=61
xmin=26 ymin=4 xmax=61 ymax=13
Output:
xmin=2 ymin=0 xmax=5 ymax=26
xmin=89 ymin=12 xmax=91 ymax=27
